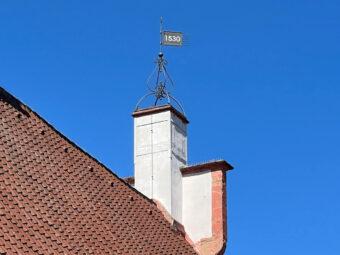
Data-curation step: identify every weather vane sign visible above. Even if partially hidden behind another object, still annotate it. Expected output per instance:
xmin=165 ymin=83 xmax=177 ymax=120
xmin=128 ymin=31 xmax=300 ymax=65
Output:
xmin=160 ymin=17 xmax=184 ymax=48
xmin=162 ymin=31 xmax=183 ymax=46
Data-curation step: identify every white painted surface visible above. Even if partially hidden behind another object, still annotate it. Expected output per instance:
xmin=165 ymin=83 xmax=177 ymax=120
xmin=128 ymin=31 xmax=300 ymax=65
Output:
xmin=182 ymin=170 xmax=212 ymax=243
xmin=134 ymin=154 xmax=152 ymax=198
xmin=170 ymin=114 xmax=187 ymax=222
xmin=134 ymin=109 xmax=187 ymax=222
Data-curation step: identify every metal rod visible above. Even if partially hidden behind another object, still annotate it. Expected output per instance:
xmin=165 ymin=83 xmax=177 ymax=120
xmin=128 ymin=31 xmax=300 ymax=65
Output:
xmin=155 ymin=62 xmax=161 ymax=88
xmin=146 ymin=65 xmax=158 ymax=91
xmin=169 ymin=95 xmax=186 ymax=115
xmin=135 ymin=92 xmax=154 ymax=110
xmin=159 ymin=16 xmax=163 ymax=53
xmin=163 ymin=65 xmax=175 ymax=87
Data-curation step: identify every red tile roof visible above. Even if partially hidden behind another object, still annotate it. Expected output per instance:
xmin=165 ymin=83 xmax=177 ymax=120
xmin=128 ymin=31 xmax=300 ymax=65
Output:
xmin=0 ymin=87 xmax=197 ymax=255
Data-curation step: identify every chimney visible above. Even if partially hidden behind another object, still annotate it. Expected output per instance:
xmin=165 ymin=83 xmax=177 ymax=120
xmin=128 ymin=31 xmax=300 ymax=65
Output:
xmin=133 ymin=105 xmax=188 ymax=222
xmin=181 ymin=160 xmax=233 ymax=254
xmin=132 ymin=105 xmax=233 ymax=255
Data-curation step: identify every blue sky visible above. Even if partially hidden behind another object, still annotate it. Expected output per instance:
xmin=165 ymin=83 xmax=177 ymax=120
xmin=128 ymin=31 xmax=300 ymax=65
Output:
xmin=1 ymin=1 xmax=339 ymax=254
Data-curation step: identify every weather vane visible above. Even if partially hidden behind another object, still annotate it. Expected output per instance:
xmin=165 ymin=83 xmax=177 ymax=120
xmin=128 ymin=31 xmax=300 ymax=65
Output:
xmin=135 ymin=17 xmax=185 ymax=114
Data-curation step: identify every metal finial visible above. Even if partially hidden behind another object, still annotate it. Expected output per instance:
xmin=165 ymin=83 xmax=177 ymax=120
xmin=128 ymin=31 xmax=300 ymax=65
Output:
xmin=135 ymin=19 xmax=185 ymax=114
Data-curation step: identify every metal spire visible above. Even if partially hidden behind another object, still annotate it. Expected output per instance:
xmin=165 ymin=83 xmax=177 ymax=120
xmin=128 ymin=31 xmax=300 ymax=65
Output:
xmin=135 ymin=18 xmax=185 ymax=114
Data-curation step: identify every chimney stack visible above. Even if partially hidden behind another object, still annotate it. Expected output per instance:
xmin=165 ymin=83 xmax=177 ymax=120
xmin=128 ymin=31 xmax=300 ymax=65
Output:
xmin=132 ymin=105 xmax=233 ymax=255
xmin=133 ymin=105 xmax=188 ymax=223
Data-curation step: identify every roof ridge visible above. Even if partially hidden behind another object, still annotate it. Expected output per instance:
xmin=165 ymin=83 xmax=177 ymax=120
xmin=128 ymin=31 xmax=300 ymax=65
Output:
xmin=0 ymin=86 xmax=155 ymax=205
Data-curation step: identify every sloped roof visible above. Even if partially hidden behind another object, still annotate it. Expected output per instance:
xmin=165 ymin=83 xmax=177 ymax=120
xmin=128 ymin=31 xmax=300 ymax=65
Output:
xmin=0 ymin=87 xmax=196 ymax=255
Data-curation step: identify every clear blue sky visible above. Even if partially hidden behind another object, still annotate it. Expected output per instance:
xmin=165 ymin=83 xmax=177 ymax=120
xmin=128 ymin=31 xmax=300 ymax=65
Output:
xmin=1 ymin=1 xmax=339 ymax=254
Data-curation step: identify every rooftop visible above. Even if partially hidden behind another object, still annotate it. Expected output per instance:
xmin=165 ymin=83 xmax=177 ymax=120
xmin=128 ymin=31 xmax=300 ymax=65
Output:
xmin=0 ymin=87 xmax=196 ymax=255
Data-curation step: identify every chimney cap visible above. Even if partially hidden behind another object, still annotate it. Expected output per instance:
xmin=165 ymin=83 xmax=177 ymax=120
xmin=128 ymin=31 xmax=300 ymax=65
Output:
xmin=132 ymin=104 xmax=189 ymax=124
xmin=181 ymin=160 xmax=233 ymax=175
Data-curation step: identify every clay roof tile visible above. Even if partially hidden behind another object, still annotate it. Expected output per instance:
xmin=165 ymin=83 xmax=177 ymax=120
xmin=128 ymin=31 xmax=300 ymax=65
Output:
xmin=0 ymin=87 xmax=197 ymax=255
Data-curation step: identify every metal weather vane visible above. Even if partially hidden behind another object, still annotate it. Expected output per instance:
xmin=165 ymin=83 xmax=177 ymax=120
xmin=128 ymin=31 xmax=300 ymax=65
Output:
xmin=135 ymin=17 xmax=185 ymax=114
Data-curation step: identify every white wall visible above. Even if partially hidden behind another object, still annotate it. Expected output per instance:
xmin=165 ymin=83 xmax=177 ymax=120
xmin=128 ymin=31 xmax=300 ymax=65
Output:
xmin=134 ymin=109 xmax=187 ymax=222
xmin=182 ymin=170 xmax=212 ymax=243
xmin=170 ymin=113 xmax=187 ymax=223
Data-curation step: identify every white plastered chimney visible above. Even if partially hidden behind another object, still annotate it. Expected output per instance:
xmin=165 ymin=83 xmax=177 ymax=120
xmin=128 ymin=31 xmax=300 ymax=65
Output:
xmin=132 ymin=105 xmax=233 ymax=255
xmin=133 ymin=105 xmax=188 ymax=222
